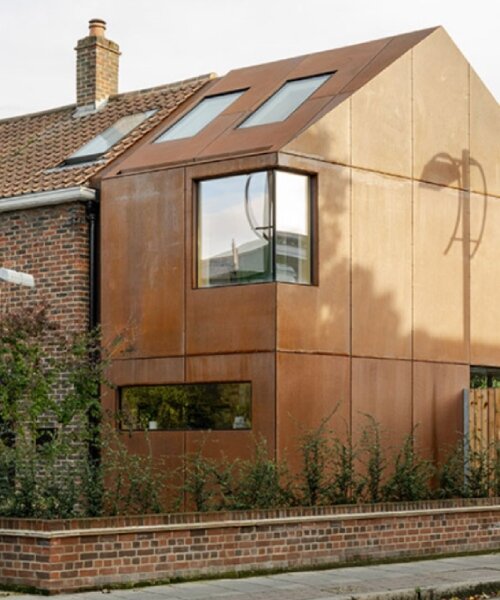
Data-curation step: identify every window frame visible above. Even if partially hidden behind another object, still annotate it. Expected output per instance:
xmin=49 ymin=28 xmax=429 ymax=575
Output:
xmin=194 ymin=168 xmax=316 ymax=289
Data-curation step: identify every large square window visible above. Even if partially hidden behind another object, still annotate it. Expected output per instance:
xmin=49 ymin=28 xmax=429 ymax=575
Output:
xmin=197 ymin=170 xmax=312 ymax=287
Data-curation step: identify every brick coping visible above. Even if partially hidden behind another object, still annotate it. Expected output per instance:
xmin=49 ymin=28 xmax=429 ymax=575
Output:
xmin=1 ymin=499 xmax=499 ymax=539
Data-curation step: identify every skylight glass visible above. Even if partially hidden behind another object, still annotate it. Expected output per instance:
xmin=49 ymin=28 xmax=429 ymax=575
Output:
xmin=65 ymin=110 xmax=155 ymax=164
xmin=239 ymin=74 xmax=331 ymax=128
xmin=155 ymin=91 xmax=244 ymax=143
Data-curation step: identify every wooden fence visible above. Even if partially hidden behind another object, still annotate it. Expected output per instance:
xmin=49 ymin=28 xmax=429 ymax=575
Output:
xmin=464 ymin=388 xmax=500 ymax=454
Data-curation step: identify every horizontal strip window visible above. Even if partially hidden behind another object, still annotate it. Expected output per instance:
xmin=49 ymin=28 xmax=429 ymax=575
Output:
xmin=120 ymin=382 xmax=251 ymax=431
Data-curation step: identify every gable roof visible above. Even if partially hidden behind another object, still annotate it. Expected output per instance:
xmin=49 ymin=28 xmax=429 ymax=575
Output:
xmin=0 ymin=75 xmax=212 ymax=200
xmin=101 ymin=27 xmax=438 ymax=176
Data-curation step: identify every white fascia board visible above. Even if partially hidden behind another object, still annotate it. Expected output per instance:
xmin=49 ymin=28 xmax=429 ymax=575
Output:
xmin=0 ymin=187 xmax=96 ymax=213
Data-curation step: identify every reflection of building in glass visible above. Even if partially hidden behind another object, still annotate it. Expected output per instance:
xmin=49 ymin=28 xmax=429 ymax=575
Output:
xmin=198 ymin=169 xmax=311 ymax=287
xmin=202 ymin=231 xmax=309 ymax=285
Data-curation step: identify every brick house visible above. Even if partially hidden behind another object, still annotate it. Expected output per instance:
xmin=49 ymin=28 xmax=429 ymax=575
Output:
xmin=1 ymin=22 xmax=499 ymax=475
xmin=0 ymin=19 xmax=211 ymax=333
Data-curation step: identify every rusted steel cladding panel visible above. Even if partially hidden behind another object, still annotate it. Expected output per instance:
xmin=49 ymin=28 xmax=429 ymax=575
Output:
xmin=186 ymin=352 xmax=276 ymax=455
xmin=471 ymin=191 xmax=500 ymax=366
xmin=412 ymin=28 xmax=469 ymax=190
xmin=276 ymin=352 xmax=350 ymax=471
xmin=413 ymin=182 xmax=469 ymax=364
xmin=101 ymin=170 xmax=185 ymax=358
xmin=351 ymin=357 xmax=412 ymax=452
xmin=469 ymin=69 xmax=500 ymax=199
xmin=198 ymin=97 xmax=332 ymax=158
xmin=186 ymin=284 xmax=276 ymax=354
xmin=101 ymin=356 xmax=186 ymax=508
xmin=185 ymin=157 xmax=278 ymax=355
xmin=343 ymin=28 xmax=436 ymax=94
xmin=413 ymin=361 xmax=468 ymax=463
xmin=106 ymin=356 xmax=185 ymax=390
xmin=351 ymin=52 xmax=412 ymax=178
xmin=283 ymin=94 xmax=351 ymax=166
xmin=276 ymin=157 xmax=350 ymax=355
xmin=351 ymin=170 xmax=412 ymax=359
xmin=288 ymin=37 xmax=389 ymax=96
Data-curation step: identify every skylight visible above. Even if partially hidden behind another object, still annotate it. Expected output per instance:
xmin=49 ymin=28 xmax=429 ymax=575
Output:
xmin=65 ymin=110 xmax=156 ymax=165
xmin=239 ymin=73 xmax=332 ymax=128
xmin=155 ymin=91 xmax=244 ymax=143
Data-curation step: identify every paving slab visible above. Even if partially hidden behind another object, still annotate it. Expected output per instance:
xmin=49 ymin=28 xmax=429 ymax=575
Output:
xmin=4 ymin=553 xmax=500 ymax=600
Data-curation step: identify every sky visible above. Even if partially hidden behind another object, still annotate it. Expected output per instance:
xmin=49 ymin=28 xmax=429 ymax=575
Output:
xmin=0 ymin=0 xmax=498 ymax=119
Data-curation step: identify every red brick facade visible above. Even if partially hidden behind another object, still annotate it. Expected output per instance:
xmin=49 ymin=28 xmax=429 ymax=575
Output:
xmin=0 ymin=203 xmax=90 ymax=332
xmin=0 ymin=499 xmax=498 ymax=593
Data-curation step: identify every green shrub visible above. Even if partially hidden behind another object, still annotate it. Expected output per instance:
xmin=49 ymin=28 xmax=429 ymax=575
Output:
xmin=182 ymin=446 xmax=220 ymax=512
xmin=298 ymin=416 xmax=332 ymax=506
xmin=98 ymin=426 xmax=165 ymax=515
xmin=382 ymin=430 xmax=434 ymax=502
xmin=226 ymin=438 xmax=296 ymax=510
xmin=1 ymin=305 xmax=498 ymax=518
xmin=182 ymin=438 xmax=296 ymax=512
xmin=359 ymin=415 xmax=387 ymax=503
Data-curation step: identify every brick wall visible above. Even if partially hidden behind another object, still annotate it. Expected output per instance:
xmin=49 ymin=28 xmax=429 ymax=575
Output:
xmin=0 ymin=202 xmax=90 ymax=332
xmin=0 ymin=499 xmax=498 ymax=593
xmin=76 ymin=29 xmax=120 ymax=106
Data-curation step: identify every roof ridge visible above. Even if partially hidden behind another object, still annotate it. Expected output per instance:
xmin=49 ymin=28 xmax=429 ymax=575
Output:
xmin=112 ymin=73 xmax=217 ymax=99
xmin=220 ymin=27 xmax=441 ymax=76
xmin=0 ymin=103 xmax=75 ymax=124
xmin=0 ymin=73 xmax=216 ymax=125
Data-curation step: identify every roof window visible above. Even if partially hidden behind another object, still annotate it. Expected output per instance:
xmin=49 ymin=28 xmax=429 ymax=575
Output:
xmin=239 ymin=73 xmax=332 ymax=128
xmin=64 ymin=110 xmax=156 ymax=165
xmin=155 ymin=90 xmax=244 ymax=143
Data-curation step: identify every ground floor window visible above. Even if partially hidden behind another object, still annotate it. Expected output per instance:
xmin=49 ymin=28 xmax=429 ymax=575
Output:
xmin=119 ymin=382 xmax=251 ymax=431
xmin=470 ymin=366 xmax=500 ymax=388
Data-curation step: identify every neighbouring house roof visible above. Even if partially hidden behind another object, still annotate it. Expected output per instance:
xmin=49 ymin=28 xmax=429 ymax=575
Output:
xmin=0 ymin=75 xmax=212 ymax=200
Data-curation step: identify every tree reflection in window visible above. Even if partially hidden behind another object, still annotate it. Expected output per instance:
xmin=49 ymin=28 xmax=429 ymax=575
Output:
xmin=120 ymin=382 xmax=251 ymax=431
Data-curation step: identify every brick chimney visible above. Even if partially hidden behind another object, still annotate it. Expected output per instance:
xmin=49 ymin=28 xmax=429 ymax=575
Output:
xmin=75 ymin=19 xmax=120 ymax=107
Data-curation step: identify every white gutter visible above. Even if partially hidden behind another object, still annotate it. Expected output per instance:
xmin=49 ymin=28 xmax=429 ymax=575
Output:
xmin=0 ymin=186 xmax=96 ymax=213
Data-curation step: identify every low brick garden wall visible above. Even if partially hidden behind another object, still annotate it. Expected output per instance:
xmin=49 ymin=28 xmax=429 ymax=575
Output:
xmin=1 ymin=498 xmax=499 ymax=593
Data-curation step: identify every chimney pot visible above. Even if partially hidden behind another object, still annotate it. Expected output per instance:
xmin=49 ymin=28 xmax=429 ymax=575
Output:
xmin=88 ymin=18 xmax=107 ymax=37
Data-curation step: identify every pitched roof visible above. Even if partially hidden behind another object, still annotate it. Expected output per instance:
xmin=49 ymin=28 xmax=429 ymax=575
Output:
xmin=103 ymin=27 xmax=438 ymax=176
xmin=0 ymin=75 xmax=211 ymax=199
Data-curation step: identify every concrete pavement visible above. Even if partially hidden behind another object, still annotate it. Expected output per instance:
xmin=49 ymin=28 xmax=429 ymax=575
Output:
xmin=7 ymin=553 xmax=500 ymax=600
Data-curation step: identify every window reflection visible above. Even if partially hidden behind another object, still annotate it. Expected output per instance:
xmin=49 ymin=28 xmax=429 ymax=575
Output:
xmin=156 ymin=91 xmax=244 ymax=142
xmin=275 ymin=171 xmax=311 ymax=284
xmin=198 ymin=170 xmax=311 ymax=287
xmin=239 ymin=74 xmax=331 ymax=127
xmin=120 ymin=383 xmax=252 ymax=431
